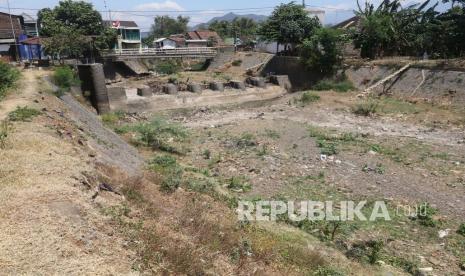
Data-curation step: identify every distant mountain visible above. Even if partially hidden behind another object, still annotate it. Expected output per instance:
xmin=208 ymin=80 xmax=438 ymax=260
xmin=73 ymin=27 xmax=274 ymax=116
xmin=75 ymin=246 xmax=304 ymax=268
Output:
xmin=206 ymin=12 xmax=268 ymax=24
xmin=191 ymin=12 xmax=268 ymax=30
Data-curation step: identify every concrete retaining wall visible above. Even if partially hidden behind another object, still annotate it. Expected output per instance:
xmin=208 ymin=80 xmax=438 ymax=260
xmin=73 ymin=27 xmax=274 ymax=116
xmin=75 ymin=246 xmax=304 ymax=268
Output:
xmin=261 ymin=56 xmax=324 ymax=91
xmin=106 ymin=86 xmax=286 ymax=113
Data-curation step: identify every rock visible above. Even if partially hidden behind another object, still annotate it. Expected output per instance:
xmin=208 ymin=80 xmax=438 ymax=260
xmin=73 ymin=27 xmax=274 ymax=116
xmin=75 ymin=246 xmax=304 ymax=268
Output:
xmin=320 ymin=154 xmax=327 ymax=161
xmin=162 ymin=84 xmax=178 ymax=94
xmin=247 ymin=77 xmax=266 ymax=88
xmin=368 ymin=150 xmax=377 ymax=155
xmin=209 ymin=82 xmax=224 ymax=92
xmin=269 ymin=75 xmax=292 ymax=92
xmin=230 ymin=80 xmax=246 ymax=90
xmin=438 ymin=229 xmax=450 ymax=238
xmin=418 ymin=267 xmax=433 ymax=275
xmin=187 ymin=83 xmax=202 ymax=93
xmin=427 ymin=257 xmax=441 ymax=266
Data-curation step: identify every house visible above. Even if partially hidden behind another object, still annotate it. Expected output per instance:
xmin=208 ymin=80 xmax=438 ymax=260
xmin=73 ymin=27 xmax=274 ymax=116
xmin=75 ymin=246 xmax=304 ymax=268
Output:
xmin=153 ymin=37 xmax=177 ymax=49
xmin=168 ymin=34 xmax=187 ymax=47
xmin=21 ymin=13 xmax=38 ymax=37
xmin=0 ymin=12 xmax=24 ymax=61
xmin=186 ymin=30 xmax=222 ymax=46
xmin=103 ymin=20 xmax=141 ymax=50
xmin=305 ymin=8 xmax=325 ymax=25
xmin=18 ymin=35 xmax=43 ymax=61
xmin=186 ymin=39 xmax=208 ymax=48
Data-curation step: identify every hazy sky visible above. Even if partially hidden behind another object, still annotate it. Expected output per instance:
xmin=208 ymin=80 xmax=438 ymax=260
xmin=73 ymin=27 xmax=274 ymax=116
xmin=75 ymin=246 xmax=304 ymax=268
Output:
xmin=0 ymin=0 xmax=433 ymax=31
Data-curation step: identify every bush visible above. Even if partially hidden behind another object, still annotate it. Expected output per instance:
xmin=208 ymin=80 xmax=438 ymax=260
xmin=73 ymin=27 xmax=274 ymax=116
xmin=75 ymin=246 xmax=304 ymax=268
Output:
xmin=53 ymin=66 xmax=79 ymax=92
xmin=414 ymin=202 xmax=439 ymax=227
xmin=313 ymin=80 xmax=355 ymax=92
xmin=227 ymin=176 xmax=251 ymax=192
xmin=314 ymin=266 xmax=345 ymax=276
xmin=8 ymin=106 xmax=41 ymax=122
xmin=298 ymin=92 xmax=320 ymax=105
xmin=353 ymin=100 xmax=379 ymax=116
xmin=149 ymin=154 xmax=184 ymax=193
xmin=156 ymin=60 xmax=181 ymax=75
xmin=131 ymin=117 xmax=188 ymax=153
xmin=0 ymin=61 xmax=20 ymax=99
xmin=231 ymin=59 xmax=242 ymax=66
xmin=101 ymin=111 xmax=125 ymax=126
xmin=300 ymin=28 xmax=344 ymax=75
xmin=458 ymin=223 xmax=465 ymax=236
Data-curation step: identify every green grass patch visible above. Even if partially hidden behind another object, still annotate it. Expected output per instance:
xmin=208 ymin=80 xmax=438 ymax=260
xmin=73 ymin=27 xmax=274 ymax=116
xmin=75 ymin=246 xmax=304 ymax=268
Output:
xmin=296 ymin=91 xmax=320 ymax=106
xmin=0 ymin=61 xmax=20 ymax=100
xmin=353 ymin=100 xmax=379 ymax=116
xmin=53 ymin=66 xmax=80 ymax=94
xmin=8 ymin=106 xmax=41 ymax=122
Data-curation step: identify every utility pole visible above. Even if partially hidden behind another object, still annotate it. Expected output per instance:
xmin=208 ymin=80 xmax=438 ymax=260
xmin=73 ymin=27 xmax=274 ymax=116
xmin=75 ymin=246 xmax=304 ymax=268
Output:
xmin=6 ymin=0 xmax=19 ymax=62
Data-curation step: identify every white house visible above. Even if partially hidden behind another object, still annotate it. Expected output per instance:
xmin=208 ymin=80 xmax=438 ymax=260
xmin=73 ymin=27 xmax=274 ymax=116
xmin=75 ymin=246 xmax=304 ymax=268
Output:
xmin=153 ymin=38 xmax=177 ymax=49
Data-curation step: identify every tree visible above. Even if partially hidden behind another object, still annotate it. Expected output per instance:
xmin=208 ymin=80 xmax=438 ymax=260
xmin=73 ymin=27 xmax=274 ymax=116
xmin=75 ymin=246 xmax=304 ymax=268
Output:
xmin=259 ymin=2 xmax=320 ymax=52
xmin=144 ymin=15 xmax=189 ymax=45
xmin=300 ymin=28 xmax=344 ymax=74
xmin=38 ymin=0 xmax=115 ymax=59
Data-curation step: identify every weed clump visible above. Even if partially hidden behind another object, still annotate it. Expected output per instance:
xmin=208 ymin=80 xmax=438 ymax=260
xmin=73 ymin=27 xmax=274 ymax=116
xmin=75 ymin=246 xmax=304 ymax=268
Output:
xmin=231 ymin=59 xmax=242 ymax=66
xmin=227 ymin=176 xmax=251 ymax=192
xmin=234 ymin=133 xmax=257 ymax=148
xmin=457 ymin=223 xmax=465 ymax=236
xmin=8 ymin=106 xmax=41 ymax=122
xmin=131 ymin=117 xmax=188 ymax=154
xmin=297 ymin=92 xmax=320 ymax=106
xmin=101 ymin=111 xmax=125 ymax=126
xmin=0 ymin=61 xmax=20 ymax=99
xmin=149 ymin=154 xmax=183 ymax=193
xmin=353 ymin=100 xmax=379 ymax=116
xmin=411 ymin=202 xmax=439 ymax=227
xmin=53 ymin=66 xmax=80 ymax=94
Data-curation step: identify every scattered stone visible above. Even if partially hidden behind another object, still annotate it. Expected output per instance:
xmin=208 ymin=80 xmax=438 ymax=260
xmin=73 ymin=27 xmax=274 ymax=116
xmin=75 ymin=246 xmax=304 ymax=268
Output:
xmin=320 ymin=154 xmax=327 ymax=161
xmin=209 ymin=82 xmax=224 ymax=92
xmin=187 ymin=83 xmax=202 ymax=93
xmin=247 ymin=77 xmax=266 ymax=88
xmin=418 ymin=267 xmax=433 ymax=275
xmin=428 ymin=257 xmax=441 ymax=266
xmin=230 ymin=80 xmax=246 ymax=90
xmin=162 ymin=84 xmax=178 ymax=95
xmin=438 ymin=229 xmax=450 ymax=238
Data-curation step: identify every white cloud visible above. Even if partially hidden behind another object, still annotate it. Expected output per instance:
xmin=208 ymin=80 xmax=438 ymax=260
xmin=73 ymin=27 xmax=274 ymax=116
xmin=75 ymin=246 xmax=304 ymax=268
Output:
xmin=134 ymin=1 xmax=184 ymax=11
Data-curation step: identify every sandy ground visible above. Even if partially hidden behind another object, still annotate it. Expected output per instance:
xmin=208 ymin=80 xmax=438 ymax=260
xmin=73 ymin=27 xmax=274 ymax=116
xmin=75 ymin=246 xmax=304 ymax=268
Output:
xmin=0 ymin=70 xmax=137 ymax=275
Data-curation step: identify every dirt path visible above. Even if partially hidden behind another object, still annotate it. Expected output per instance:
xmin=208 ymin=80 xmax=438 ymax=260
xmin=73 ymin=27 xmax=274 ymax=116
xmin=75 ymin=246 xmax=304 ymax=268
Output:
xmin=0 ymin=69 xmax=40 ymax=121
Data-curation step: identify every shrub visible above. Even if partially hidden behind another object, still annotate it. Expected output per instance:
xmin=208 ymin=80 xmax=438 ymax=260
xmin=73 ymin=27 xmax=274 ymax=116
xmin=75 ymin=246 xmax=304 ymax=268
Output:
xmin=8 ymin=106 xmax=41 ymax=122
xmin=101 ymin=111 xmax=125 ymax=126
xmin=313 ymin=80 xmax=355 ymax=92
xmin=149 ymin=154 xmax=183 ymax=193
xmin=0 ymin=61 xmax=20 ymax=99
xmin=458 ymin=223 xmax=465 ymax=236
xmin=131 ymin=117 xmax=188 ymax=153
xmin=156 ymin=60 xmax=181 ymax=75
xmin=234 ymin=133 xmax=257 ymax=148
xmin=53 ymin=66 xmax=79 ymax=93
xmin=300 ymin=28 xmax=344 ymax=75
xmin=231 ymin=59 xmax=242 ymax=66
xmin=298 ymin=92 xmax=320 ymax=105
xmin=414 ymin=202 xmax=439 ymax=227
xmin=227 ymin=176 xmax=251 ymax=192
xmin=353 ymin=100 xmax=379 ymax=116
xmin=314 ymin=266 xmax=345 ymax=276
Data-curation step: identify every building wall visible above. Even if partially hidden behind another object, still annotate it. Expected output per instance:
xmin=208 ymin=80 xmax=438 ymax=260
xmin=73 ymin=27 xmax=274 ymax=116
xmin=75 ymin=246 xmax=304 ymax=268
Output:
xmin=0 ymin=13 xmax=23 ymax=39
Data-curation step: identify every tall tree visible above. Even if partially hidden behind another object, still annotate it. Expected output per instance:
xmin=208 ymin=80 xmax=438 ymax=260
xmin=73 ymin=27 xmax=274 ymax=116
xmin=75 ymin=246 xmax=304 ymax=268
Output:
xmin=144 ymin=15 xmax=189 ymax=46
xmin=258 ymin=2 xmax=320 ymax=52
xmin=38 ymin=0 xmax=115 ymax=59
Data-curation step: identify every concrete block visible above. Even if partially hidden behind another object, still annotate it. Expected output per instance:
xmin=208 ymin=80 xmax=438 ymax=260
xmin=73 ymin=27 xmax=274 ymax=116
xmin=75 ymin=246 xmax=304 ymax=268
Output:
xmin=247 ymin=77 xmax=266 ymax=88
xmin=163 ymin=84 xmax=178 ymax=95
xmin=77 ymin=63 xmax=111 ymax=114
xmin=230 ymin=80 xmax=246 ymax=90
xmin=209 ymin=82 xmax=224 ymax=92
xmin=187 ymin=83 xmax=202 ymax=93
xmin=137 ymin=87 xmax=153 ymax=97
xmin=270 ymin=75 xmax=292 ymax=92
xmin=107 ymin=87 xmax=127 ymax=101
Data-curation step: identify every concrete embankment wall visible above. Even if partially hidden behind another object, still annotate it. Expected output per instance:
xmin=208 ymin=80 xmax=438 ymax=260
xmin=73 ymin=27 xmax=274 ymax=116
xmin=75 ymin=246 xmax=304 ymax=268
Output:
xmin=346 ymin=65 xmax=465 ymax=105
xmin=261 ymin=56 xmax=323 ymax=91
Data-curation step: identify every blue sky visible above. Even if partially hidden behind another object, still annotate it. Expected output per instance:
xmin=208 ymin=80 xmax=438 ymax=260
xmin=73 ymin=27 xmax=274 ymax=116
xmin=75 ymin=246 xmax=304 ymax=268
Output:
xmin=0 ymin=0 xmax=437 ymax=31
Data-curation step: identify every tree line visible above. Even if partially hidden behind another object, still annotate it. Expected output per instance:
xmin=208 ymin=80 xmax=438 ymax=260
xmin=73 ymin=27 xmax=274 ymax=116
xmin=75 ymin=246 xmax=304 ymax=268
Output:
xmin=35 ymin=0 xmax=465 ymax=65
